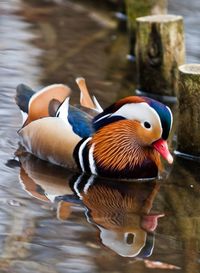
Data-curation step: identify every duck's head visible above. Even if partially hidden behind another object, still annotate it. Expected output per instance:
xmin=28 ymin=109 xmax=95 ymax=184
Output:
xmin=93 ymin=96 xmax=173 ymax=164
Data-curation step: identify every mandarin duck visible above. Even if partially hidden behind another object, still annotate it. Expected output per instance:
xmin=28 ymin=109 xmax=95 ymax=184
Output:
xmin=15 ymin=78 xmax=173 ymax=179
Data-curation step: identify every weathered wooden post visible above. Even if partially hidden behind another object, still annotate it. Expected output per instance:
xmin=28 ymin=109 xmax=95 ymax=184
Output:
xmin=176 ymin=64 xmax=200 ymax=158
xmin=135 ymin=15 xmax=185 ymax=97
xmin=125 ymin=0 xmax=167 ymax=55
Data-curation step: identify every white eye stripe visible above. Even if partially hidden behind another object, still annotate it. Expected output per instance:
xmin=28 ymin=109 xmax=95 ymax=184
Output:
xmin=111 ymin=102 xmax=162 ymax=134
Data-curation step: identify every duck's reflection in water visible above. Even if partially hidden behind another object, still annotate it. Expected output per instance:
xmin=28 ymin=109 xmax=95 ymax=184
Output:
xmin=18 ymin=152 xmax=164 ymax=258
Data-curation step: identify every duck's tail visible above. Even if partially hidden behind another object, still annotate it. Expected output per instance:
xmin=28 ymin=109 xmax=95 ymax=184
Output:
xmin=15 ymin=78 xmax=102 ymax=128
xmin=15 ymin=83 xmax=71 ymax=127
xmin=15 ymin=84 xmax=35 ymax=124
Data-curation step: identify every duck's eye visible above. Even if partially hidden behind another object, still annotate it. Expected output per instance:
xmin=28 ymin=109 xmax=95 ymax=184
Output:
xmin=143 ymin=121 xmax=151 ymax=129
xmin=126 ymin=233 xmax=134 ymax=245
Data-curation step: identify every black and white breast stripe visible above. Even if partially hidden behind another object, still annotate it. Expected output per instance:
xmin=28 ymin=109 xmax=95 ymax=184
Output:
xmin=73 ymin=137 xmax=97 ymax=175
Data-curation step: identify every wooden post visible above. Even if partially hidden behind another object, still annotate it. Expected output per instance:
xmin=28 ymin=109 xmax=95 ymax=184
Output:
xmin=176 ymin=64 xmax=200 ymax=157
xmin=136 ymin=15 xmax=185 ymax=97
xmin=125 ymin=0 xmax=167 ymax=55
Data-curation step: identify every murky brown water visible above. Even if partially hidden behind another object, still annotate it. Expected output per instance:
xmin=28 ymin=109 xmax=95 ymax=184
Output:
xmin=0 ymin=0 xmax=200 ymax=272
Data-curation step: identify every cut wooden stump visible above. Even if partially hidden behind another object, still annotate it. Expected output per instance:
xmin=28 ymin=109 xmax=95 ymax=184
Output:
xmin=176 ymin=64 xmax=200 ymax=157
xmin=125 ymin=0 xmax=167 ymax=55
xmin=136 ymin=14 xmax=185 ymax=97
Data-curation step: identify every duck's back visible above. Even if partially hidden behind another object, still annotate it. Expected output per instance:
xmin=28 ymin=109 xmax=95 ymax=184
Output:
xmin=15 ymin=81 xmax=99 ymax=169
xmin=16 ymin=83 xmax=81 ymax=168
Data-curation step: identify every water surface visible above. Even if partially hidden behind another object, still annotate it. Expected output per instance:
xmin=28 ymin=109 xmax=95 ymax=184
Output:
xmin=0 ymin=1 xmax=200 ymax=272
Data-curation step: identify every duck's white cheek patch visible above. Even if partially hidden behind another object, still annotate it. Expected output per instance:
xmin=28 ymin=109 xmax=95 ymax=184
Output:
xmin=111 ymin=102 xmax=162 ymax=136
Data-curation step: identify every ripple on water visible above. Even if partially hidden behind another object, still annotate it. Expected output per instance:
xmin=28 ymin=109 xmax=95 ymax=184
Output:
xmin=0 ymin=0 xmax=42 ymax=180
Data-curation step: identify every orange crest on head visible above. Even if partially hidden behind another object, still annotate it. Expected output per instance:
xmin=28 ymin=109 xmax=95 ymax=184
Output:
xmin=114 ymin=96 xmax=146 ymax=110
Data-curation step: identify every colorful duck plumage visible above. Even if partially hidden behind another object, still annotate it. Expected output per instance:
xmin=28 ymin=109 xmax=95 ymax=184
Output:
xmin=15 ymin=78 xmax=173 ymax=179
